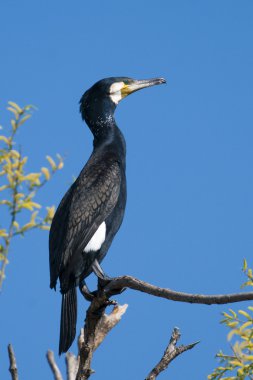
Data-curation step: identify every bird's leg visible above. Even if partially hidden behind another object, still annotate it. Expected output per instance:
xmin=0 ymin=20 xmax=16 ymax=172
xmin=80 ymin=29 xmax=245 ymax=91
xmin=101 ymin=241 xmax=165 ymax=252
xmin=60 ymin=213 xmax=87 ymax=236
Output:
xmin=92 ymin=259 xmax=112 ymax=286
xmin=79 ymin=279 xmax=95 ymax=302
xmin=92 ymin=259 xmax=126 ymax=296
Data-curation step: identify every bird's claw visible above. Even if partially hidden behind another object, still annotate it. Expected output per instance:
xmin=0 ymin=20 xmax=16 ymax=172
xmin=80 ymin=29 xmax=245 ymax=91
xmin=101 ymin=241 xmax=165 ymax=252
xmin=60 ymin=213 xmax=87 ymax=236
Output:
xmin=106 ymin=287 xmax=126 ymax=297
xmin=79 ymin=282 xmax=95 ymax=302
xmin=98 ymin=276 xmax=112 ymax=288
xmin=79 ymin=277 xmax=126 ymax=303
xmin=105 ymin=298 xmax=117 ymax=306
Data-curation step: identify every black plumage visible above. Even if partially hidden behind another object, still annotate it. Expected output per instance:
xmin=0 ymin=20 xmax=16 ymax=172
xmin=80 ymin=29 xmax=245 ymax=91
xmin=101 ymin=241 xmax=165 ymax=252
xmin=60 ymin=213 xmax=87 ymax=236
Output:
xmin=49 ymin=76 xmax=165 ymax=354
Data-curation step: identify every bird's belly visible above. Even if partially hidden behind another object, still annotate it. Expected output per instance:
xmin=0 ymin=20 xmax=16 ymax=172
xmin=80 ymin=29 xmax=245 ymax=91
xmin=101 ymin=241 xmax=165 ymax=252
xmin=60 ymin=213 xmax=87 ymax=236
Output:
xmin=84 ymin=222 xmax=106 ymax=252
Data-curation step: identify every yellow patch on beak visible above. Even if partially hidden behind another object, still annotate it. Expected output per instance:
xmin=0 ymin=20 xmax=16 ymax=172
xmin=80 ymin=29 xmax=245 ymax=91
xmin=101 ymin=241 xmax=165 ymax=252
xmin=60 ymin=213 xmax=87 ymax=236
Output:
xmin=121 ymin=84 xmax=133 ymax=98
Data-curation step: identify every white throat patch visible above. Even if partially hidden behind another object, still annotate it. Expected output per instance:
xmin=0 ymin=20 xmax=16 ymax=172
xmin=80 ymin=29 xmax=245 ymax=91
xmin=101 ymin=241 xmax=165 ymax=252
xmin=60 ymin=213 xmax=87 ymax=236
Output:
xmin=109 ymin=82 xmax=125 ymax=104
xmin=84 ymin=222 xmax=106 ymax=252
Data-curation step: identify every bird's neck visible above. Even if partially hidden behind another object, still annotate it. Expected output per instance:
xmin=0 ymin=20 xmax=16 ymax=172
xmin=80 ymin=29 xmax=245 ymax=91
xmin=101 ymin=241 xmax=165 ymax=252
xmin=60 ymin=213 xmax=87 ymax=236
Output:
xmin=86 ymin=113 xmax=126 ymax=162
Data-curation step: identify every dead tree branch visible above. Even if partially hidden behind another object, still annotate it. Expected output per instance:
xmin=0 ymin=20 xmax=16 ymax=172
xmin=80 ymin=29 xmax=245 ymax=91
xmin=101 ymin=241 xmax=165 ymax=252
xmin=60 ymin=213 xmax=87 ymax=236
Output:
xmin=104 ymin=275 xmax=253 ymax=304
xmin=8 ymin=344 xmax=18 ymax=380
xmin=66 ymin=352 xmax=79 ymax=380
xmin=46 ymin=350 xmax=63 ymax=380
xmin=47 ymin=350 xmax=79 ymax=380
xmin=75 ymin=274 xmax=253 ymax=379
xmin=45 ymin=274 xmax=253 ymax=379
xmin=94 ymin=303 xmax=128 ymax=350
xmin=145 ymin=327 xmax=199 ymax=380
xmin=76 ymin=292 xmax=128 ymax=380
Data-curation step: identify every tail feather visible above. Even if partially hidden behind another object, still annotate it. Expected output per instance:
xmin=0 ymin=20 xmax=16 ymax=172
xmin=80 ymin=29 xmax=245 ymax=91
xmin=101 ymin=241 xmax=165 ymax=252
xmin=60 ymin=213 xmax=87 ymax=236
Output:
xmin=59 ymin=287 xmax=77 ymax=355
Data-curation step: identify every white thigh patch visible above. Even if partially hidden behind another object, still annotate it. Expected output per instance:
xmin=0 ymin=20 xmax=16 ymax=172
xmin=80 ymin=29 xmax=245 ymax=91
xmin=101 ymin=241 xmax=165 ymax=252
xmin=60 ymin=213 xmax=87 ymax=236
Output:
xmin=84 ymin=222 xmax=106 ymax=253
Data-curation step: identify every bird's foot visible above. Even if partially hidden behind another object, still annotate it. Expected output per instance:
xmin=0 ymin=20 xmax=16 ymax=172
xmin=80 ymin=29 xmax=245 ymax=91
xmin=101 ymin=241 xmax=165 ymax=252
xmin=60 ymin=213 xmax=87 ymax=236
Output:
xmin=106 ymin=286 xmax=126 ymax=297
xmin=92 ymin=259 xmax=124 ymax=295
xmin=79 ymin=280 xmax=95 ymax=302
xmin=105 ymin=298 xmax=117 ymax=306
xmin=79 ymin=273 xmax=126 ymax=302
xmin=99 ymin=277 xmax=126 ymax=297
xmin=98 ymin=275 xmax=113 ymax=289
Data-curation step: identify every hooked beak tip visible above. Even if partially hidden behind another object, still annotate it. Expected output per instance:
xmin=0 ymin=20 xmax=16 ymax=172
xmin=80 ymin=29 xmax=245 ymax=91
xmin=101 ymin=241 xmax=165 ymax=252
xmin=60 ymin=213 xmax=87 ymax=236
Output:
xmin=158 ymin=78 xmax=166 ymax=84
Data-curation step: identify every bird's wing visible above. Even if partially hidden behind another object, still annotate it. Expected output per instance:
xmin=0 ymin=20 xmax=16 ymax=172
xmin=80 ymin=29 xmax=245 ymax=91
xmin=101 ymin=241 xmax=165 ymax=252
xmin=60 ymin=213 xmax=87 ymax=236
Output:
xmin=49 ymin=154 xmax=121 ymax=288
xmin=49 ymin=185 xmax=75 ymax=288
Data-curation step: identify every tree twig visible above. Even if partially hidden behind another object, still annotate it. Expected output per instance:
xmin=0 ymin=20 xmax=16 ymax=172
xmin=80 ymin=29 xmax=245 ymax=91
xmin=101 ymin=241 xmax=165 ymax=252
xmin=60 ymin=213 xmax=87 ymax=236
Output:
xmin=66 ymin=352 xmax=79 ymax=380
xmin=145 ymin=327 xmax=199 ymax=379
xmin=8 ymin=344 xmax=18 ymax=380
xmin=46 ymin=350 xmax=63 ymax=380
xmin=104 ymin=275 xmax=253 ymax=304
xmin=94 ymin=303 xmax=128 ymax=350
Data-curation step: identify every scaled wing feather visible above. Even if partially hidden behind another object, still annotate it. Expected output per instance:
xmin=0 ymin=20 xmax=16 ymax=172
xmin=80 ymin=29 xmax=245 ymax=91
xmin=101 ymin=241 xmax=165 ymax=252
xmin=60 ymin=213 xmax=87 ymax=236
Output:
xmin=49 ymin=153 xmax=121 ymax=289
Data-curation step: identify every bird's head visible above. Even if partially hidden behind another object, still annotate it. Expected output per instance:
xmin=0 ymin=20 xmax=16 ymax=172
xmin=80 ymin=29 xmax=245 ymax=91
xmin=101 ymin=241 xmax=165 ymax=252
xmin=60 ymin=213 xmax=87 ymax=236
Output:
xmin=79 ymin=77 xmax=166 ymax=127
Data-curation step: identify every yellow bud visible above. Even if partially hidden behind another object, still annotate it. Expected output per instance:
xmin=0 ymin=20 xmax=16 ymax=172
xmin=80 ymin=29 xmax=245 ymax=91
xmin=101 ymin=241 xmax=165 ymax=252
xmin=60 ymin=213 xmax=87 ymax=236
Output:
xmin=8 ymin=101 xmax=22 ymax=113
xmin=7 ymin=107 xmax=19 ymax=120
xmin=46 ymin=206 xmax=55 ymax=219
xmin=58 ymin=161 xmax=64 ymax=170
xmin=238 ymin=310 xmax=251 ymax=319
xmin=21 ymin=222 xmax=35 ymax=232
xmin=30 ymin=211 xmax=38 ymax=223
xmin=0 ymin=185 xmax=9 ymax=191
xmin=18 ymin=114 xmax=31 ymax=126
xmin=13 ymin=221 xmax=20 ymax=230
xmin=41 ymin=167 xmax=50 ymax=180
xmin=14 ymin=193 xmax=25 ymax=201
xmin=10 ymin=150 xmax=20 ymax=159
xmin=46 ymin=156 xmax=57 ymax=171
xmin=0 ymin=229 xmax=8 ymax=237
xmin=11 ymin=119 xmax=17 ymax=131
xmin=0 ymin=135 xmax=10 ymax=144
xmin=39 ymin=225 xmax=50 ymax=231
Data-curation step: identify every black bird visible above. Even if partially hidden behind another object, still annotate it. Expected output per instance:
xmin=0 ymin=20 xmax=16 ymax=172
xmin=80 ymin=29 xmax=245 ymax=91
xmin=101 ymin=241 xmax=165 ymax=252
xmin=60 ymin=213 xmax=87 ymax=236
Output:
xmin=49 ymin=76 xmax=166 ymax=354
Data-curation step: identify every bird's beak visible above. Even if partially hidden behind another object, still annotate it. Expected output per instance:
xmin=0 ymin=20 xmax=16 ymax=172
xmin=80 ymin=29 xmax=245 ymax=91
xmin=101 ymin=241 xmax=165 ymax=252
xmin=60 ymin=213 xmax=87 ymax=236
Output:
xmin=122 ymin=77 xmax=166 ymax=97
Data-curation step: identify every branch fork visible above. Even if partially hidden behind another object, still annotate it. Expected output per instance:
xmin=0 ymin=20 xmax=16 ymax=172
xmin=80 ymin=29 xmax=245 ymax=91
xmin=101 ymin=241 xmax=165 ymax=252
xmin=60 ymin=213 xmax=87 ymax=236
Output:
xmin=146 ymin=328 xmax=199 ymax=380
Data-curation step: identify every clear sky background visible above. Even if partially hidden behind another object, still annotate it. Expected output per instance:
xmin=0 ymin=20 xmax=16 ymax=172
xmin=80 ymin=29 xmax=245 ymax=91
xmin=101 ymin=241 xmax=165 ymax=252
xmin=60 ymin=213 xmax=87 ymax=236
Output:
xmin=1 ymin=1 xmax=253 ymax=379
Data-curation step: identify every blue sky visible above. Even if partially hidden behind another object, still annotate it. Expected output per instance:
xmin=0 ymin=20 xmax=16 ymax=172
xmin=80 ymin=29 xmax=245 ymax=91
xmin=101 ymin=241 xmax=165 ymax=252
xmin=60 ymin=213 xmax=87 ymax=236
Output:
xmin=1 ymin=1 xmax=253 ymax=379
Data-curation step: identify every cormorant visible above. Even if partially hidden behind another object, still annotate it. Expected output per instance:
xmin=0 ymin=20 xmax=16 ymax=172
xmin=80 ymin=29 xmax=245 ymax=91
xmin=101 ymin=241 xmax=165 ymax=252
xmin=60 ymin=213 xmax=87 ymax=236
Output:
xmin=49 ymin=76 xmax=166 ymax=354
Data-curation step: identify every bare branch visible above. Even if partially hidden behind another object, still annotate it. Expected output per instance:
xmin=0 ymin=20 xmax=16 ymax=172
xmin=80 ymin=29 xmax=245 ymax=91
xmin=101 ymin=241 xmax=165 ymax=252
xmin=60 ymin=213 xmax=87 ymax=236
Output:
xmin=76 ymin=292 xmax=128 ymax=380
xmin=145 ymin=328 xmax=199 ymax=379
xmin=78 ymin=328 xmax=85 ymax=352
xmin=105 ymin=275 xmax=253 ymax=305
xmin=46 ymin=350 xmax=63 ymax=380
xmin=66 ymin=352 xmax=79 ymax=380
xmin=73 ymin=273 xmax=253 ymax=379
xmin=94 ymin=304 xmax=128 ymax=350
xmin=8 ymin=344 xmax=18 ymax=380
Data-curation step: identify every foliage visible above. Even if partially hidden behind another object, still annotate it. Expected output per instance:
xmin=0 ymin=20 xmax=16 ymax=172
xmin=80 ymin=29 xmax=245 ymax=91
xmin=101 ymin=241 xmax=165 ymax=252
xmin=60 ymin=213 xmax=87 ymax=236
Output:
xmin=208 ymin=260 xmax=253 ymax=380
xmin=0 ymin=102 xmax=63 ymax=289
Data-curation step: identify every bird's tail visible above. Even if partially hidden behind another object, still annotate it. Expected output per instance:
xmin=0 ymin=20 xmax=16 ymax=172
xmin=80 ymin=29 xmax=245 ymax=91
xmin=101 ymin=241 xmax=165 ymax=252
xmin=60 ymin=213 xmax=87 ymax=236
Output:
xmin=59 ymin=287 xmax=77 ymax=355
